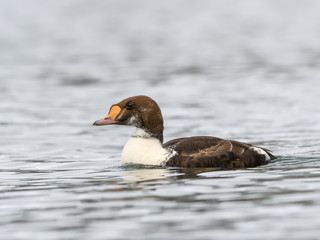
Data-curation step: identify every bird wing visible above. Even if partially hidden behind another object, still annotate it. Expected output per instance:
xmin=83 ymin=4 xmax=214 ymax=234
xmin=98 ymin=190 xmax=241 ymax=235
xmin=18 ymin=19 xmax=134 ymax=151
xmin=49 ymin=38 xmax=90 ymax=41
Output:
xmin=164 ymin=136 xmax=233 ymax=157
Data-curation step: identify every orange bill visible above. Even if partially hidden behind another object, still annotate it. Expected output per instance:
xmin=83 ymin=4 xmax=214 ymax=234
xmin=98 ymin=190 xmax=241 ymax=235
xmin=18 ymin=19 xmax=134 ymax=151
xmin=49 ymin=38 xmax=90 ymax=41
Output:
xmin=93 ymin=105 xmax=121 ymax=126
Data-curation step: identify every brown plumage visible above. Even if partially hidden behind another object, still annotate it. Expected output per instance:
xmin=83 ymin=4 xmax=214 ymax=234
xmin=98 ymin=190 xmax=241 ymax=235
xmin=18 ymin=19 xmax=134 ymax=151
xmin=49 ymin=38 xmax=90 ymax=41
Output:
xmin=93 ymin=95 xmax=276 ymax=168
xmin=164 ymin=136 xmax=276 ymax=168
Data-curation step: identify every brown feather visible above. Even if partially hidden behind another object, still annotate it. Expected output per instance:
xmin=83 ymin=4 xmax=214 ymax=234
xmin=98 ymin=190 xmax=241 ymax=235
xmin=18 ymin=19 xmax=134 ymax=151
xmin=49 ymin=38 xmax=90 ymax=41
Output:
xmin=164 ymin=136 xmax=275 ymax=168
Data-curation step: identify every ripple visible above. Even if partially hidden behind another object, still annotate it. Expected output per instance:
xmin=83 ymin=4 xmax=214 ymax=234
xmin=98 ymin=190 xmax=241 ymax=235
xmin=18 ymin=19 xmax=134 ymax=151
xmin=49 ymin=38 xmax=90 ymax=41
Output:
xmin=1 ymin=1 xmax=320 ymax=239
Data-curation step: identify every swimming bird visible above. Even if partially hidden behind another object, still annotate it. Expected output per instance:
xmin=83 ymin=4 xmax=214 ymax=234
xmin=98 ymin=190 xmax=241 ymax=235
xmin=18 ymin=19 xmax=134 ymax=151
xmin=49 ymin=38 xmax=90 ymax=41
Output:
xmin=93 ymin=95 xmax=276 ymax=168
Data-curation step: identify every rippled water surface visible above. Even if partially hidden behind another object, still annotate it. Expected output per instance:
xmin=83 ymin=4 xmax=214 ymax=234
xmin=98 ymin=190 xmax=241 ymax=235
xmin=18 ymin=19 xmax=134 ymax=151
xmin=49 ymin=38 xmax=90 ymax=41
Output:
xmin=1 ymin=1 xmax=320 ymax=239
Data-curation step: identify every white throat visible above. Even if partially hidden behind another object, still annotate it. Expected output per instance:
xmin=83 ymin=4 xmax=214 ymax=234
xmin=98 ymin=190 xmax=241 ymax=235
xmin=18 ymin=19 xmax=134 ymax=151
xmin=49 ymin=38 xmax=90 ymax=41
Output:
xmin=121 ymin=128 xmax=170 ymax=166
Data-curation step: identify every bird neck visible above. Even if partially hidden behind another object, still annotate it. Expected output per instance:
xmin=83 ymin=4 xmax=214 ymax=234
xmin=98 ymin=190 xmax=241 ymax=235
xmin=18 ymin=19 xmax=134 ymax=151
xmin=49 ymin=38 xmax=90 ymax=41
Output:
xmin=132 ymin=128 xmax=164 ymax=143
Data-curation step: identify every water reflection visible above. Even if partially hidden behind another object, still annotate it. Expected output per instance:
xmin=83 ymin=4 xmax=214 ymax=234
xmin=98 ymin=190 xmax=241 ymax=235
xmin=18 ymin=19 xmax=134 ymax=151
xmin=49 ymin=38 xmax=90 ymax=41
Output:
xmin=123 ymin=168 xmax=173 ymax=182
xmin=122 ymin=166 xmax=228 ymax=183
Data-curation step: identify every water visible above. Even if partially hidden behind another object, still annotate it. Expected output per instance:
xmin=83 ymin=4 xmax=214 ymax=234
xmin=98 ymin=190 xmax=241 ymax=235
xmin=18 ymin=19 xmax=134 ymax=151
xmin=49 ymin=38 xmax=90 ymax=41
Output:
xmin=1 ymin=0 xmax=320 ymax=239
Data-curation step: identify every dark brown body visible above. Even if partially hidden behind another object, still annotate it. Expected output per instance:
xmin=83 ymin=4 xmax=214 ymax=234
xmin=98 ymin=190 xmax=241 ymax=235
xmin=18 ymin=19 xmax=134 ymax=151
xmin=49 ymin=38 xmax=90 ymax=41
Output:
xmin=164 ymin=136 xmax=276 ymax=168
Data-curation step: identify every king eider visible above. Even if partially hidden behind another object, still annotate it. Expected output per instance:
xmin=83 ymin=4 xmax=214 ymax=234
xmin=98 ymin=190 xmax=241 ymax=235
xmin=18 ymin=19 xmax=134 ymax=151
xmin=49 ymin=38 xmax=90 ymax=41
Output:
xmin=93 ymin=95 xmax=276 ymax=168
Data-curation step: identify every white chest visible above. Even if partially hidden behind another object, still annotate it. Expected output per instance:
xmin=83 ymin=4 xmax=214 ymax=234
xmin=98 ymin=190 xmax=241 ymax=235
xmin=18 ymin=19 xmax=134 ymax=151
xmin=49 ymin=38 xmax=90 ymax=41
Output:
xmin=121 ymin=137 xmax=170 ymax=166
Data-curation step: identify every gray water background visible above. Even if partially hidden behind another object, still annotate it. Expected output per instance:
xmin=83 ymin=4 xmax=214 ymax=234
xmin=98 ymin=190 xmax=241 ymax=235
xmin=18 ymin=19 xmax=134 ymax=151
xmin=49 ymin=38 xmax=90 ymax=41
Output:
xmin=1 ymin=0 xmax=320 ymax=239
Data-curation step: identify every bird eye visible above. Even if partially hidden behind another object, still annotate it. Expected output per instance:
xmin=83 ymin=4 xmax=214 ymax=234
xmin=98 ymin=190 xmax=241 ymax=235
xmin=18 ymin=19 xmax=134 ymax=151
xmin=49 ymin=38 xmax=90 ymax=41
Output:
xmin=126 ymin=101 xmax=134 ymax=110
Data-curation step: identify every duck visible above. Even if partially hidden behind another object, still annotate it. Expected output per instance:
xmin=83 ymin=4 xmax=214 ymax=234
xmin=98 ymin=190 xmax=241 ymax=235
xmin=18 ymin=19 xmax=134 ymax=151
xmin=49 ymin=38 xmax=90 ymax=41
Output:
xmin=93 ymin=95 xmax=276 ymax=168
